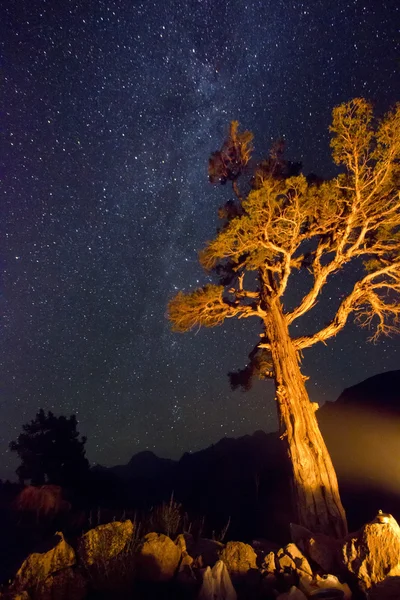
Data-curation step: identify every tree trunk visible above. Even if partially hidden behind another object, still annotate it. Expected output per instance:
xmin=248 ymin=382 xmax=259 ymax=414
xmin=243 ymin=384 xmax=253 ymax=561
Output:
xmin=264 ymin=298 xmax=348 ymax=539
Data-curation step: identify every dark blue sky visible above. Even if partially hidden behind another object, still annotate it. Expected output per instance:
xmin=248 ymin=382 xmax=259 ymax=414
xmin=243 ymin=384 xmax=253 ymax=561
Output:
xmin=1 ymin=0 xmax=399 ymax=478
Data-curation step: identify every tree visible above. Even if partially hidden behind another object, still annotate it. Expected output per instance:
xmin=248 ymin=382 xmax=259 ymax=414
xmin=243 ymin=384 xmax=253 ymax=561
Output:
xmin=10 ymin=409 xmax=89 ymax=488
xmin=168 ymin=99 xmax=400 ymax=538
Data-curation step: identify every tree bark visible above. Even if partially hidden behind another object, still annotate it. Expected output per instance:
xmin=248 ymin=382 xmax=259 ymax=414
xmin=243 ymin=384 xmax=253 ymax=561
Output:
xmin=264 ymin=297 xmax=348 ymax=539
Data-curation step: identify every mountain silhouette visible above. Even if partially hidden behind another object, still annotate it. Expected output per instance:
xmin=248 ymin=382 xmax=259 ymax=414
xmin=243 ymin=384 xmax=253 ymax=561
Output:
xmin=93 ymin=430 xmax=292 ymax=541
xmin=93 ymin=371 xmax=400 ymax=539
xmin=317 ymin=370 xmax=400 ymax=528
xmin=334 ymin=369 xmax=400 ymax=411
xmin=112 ymin=450 xmax=176 ymax=481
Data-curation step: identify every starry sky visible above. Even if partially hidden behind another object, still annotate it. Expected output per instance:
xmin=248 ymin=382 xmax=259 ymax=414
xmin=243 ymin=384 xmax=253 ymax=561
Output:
xmin=1 ymin=0 xmax=400 ymax=479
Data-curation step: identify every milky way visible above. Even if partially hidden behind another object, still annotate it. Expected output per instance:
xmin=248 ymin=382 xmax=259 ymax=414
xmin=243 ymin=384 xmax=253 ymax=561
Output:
xmin=1 ymin=0 xmax=400 ymax=478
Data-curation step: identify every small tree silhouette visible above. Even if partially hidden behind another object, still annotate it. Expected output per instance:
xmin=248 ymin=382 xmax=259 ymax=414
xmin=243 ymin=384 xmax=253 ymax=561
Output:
xmin=10 ymin=409 xmax=89 ymax=487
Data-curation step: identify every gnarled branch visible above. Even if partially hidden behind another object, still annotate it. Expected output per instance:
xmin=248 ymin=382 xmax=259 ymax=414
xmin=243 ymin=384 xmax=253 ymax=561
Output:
xmin=168 ymin=284 xmax=259 ymax=333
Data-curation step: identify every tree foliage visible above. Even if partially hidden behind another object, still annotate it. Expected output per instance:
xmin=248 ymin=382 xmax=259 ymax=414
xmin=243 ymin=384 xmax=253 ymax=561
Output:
xmin=10 ymin=409 xmax=89 ymax=487
xmin=169 ymin=98 xmax=400 ymax=385
xmin=208 ymin=120 xmax=253 ymax=185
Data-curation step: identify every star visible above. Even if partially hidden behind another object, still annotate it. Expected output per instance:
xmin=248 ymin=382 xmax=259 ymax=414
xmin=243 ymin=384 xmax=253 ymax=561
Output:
xmin=1 ymin=0 xmax=399 ymax=478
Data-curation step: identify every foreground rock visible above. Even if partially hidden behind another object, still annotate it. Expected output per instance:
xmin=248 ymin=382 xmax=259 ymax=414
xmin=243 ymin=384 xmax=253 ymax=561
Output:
xmin=78 ymin=519 xmax=134 ymax=567
xmin=78 ymin=520 xmax=136 ymax=595
xmin=7 ymin=513 xmax=400 ymax=599
xmin=276 ymin=543 xmax=313 ymax=578
xmin=32 ymin=569 xmax=87 ymax=600
xmin=290 ymin=523 xmax=341 ymax=573
xmin=10 ymin=532 xmax=86 ymax=600
xmin=342 ymin=512 xmax=400 ymax=590
xmin=219 ymin=541 xmax=258 ymax=584
xmin=135 ymin=532 xmax=181 ymax=582
xmin=185 ymin=535 xmax=224 ymax=568
xmin=13 ymin=532 xmax=75 ymax=591
xmin=300 ymin=574 xmax=351 ymax=599
xmin=198 ymin=560 xmax=237 ymax=600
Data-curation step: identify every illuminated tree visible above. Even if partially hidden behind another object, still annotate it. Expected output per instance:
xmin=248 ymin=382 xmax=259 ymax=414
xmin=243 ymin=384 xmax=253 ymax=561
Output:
xmin=168 ymin=100 xmax=400 ymax=538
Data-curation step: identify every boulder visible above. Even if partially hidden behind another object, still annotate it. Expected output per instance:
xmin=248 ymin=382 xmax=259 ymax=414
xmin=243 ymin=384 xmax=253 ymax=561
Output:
xmin=175 ymin=533 xmax=189 ymax=554
xmin=262 ymin=551 xmax=277 ymax=574
xmin=251 ymin=538 xmax=279 ymax=567
xmin=341 ymin=512 xmax=400 ymax=589
xmin=299 ymin=574 xmax=351 ymax=599
xmin=135 ymin=532 xmax=181 ymax=582
xmin=190 ymin=538 xmax=225 ymax=568
xmin=175 ymin=533 xmax=194 ymax=568
xmin=290 ymin=523 xmax=341 ymax=573
xmin=78 ymin=519 xmax=134 ymax=567
xmin=32 ymin=568 xmax=87 ymax=600
xmin=198 ymin=560 xmax=237 ymax=600
xmin=13 ymin=532 xmax=75 ymax=591
xmin=176 ymin=532 xmax=194 ymax=551
xmin=276 ymin=543 xmax=313 ymax=577
xmin=219 ymin=541 xmax=258 ymax=583
xmin=180 ymin=553 xmax=194 ymax=570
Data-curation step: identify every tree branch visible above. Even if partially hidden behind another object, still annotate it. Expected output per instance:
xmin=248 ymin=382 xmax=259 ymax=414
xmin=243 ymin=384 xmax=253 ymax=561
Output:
xmin=168 ymin=284 xmax=259 ymax=333
xmin=288 ymin=261 xmax=400 ymax=350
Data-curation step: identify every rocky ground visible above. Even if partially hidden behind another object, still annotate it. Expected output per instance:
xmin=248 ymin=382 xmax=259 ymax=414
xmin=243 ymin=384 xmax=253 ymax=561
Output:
xmin=2 ymin=511 xmax=400 ymax=599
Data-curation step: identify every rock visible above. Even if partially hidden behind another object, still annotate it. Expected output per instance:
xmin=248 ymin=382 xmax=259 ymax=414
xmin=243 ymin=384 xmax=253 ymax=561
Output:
xmin=13 ymin=532 xmax=75 ymax=591
xmin=276 ymin=586 xmax=307 ymax=599
xmin=290 ymin=523 xmax=341 ymax=573
xmin=78 ymin=519 xmax=134 ymax=567
xmin=259 ymin=551 xmax=278 ymax=594
xmin=300 ymin=574 xmax=351 ymax=599
xmin=175 ymin=533 xmax=194 ymax=569
xmin=276 ymin=543 xmax=313 ymax=577
xmin=33 ymin=568 xmax=87 ymax=600
xmin=314 ymin=575 xmax=351 ymax=599
xmin=190 ymin=538 xmax=225 ymax=568
xmin=177 ymin=532 xmax=195 ymax=550
xmin=136 ymin=532 xmax=181 ymax=582
xmin=262 ymin=551 xmax=277 ymax=574
xmin=252 ymin=538 xmax=279 ymax=567
xmin=175 ymin=533 xmax=189 ymax=554
xmin=277 ymin=552 xmax=296 ymax=572
xmin=341 ymin=512 xmax=400 ymax=589
xmin=219 ymin=541 xmax=258 ymax=584
xmin=197 ymin=560 xmax=237 ymax=600
xmin=180 ymin=553 xmax=194 ymax=568
xmin=78 ymin=520 xmax=136 ymax=596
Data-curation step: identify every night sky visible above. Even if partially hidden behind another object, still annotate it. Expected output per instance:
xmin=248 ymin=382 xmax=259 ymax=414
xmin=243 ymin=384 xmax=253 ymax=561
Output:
xmin=2 ymin=0 xmax=400 ymax=479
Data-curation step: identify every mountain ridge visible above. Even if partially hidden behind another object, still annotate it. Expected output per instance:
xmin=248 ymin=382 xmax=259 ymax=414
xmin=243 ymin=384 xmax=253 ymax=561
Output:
xmin=95 ymin=370 xmax=400 ymax=476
